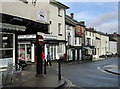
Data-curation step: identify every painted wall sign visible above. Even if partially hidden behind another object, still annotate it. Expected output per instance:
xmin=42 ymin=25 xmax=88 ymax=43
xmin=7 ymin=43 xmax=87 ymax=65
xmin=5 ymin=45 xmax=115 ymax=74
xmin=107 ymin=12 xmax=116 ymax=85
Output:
xmin=37 ymin=11 xmax=47 ymax=23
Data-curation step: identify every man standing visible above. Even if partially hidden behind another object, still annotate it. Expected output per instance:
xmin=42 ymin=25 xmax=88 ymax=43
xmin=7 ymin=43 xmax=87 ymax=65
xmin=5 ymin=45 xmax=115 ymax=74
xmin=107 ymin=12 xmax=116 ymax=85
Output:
xmin=47 ymin=52 xmax=52 ymax=66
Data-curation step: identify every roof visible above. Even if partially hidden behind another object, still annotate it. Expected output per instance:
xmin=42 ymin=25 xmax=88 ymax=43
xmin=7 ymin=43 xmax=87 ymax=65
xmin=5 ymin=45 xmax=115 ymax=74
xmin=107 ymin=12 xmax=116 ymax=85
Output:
xmin=65 ymin=15 xmax=85 ymax=27
xmin=85 ymin=28 xmax=96 ymax=33
xmin=65 ymin=15 xmax=77 ymax=26
xmin=50 ymin=0 xmax=69 ymax=9
xmin=107 ymin=34 xmax=120 ymax=38
xmin=109 ymin=37 xmax=117 ymax=42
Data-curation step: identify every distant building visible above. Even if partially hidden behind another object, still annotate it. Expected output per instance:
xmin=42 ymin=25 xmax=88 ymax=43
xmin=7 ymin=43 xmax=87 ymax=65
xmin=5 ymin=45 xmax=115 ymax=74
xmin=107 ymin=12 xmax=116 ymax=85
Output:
xmin=109 ymin=37 xmax=117 ymax=55
xmin=65 ymin=13 xmax=82 ymax=62
xmin=84 ymin=28 xmax=96 ymax=61
xmin=107 ymin=32 xmax=120 ymax=56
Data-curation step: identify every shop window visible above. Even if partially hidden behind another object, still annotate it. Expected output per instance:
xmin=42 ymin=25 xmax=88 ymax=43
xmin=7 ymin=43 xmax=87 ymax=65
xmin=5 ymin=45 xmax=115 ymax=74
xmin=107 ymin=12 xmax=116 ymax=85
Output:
xmin=0 ymin=32 xmax=13 ymax=59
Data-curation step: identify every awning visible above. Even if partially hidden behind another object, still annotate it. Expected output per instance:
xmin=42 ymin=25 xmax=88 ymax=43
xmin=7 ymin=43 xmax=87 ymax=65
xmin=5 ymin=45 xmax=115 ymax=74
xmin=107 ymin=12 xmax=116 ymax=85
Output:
xmin=83 ymin=47 xmax=92 ymax=50
xmin=0 ymin=23 xmax=26 ymax=31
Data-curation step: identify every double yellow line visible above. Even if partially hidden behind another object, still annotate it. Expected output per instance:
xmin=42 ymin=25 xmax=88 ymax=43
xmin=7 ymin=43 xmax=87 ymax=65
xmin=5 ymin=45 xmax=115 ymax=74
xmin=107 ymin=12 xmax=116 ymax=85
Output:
xmin=62 ymin=76 xmax=72 ymax=89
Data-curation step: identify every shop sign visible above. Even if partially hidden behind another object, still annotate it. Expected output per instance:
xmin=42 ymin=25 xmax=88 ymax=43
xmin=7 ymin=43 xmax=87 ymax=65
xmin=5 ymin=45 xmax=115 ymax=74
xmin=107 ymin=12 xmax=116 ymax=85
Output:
xmin=38 ymin=35 xmax=44 ymax=45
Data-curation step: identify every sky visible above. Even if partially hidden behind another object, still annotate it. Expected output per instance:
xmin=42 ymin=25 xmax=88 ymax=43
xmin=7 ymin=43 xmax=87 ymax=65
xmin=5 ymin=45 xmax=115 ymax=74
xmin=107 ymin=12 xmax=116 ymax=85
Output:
xmin=58 ymin=0 xmax=119 ymax=34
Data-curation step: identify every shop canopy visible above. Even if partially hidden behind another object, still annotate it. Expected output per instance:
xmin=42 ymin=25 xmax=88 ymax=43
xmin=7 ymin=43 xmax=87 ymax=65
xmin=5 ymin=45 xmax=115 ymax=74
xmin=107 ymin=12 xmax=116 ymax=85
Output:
xmin=83 ymin=46 xmax=92 ymax=50
xmin=0 ymin=23 xmax=26 ymax=31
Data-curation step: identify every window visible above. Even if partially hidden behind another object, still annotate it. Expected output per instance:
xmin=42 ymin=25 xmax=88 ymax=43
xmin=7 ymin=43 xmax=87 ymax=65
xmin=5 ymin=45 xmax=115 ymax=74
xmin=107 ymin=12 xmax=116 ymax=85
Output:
xmin=93 ymin=33 xmax=94 ymax=37
xmin=58 ymin=7 xmax=61 ymax=16
xmin=89 ymin=32 xmax=91 ymax=36
xmin=75 ymin=37 xmax=77 ymax=45
xmin=86 ymin=31 xmax=87 ymax=35
xmin=58 ymin=23 xmax=62 ymax=36
xmin=68 ymin=33 xmax=71 ymax=45
xmin=0 ymin=32 xmax=14 ymax=59
xmin=79 ymin=38 xmax=81 ymax=45
xmin=81 ymin=27 xmax=84 ymax=33
xmin=78 ymin=26 xmax=80 ymax=33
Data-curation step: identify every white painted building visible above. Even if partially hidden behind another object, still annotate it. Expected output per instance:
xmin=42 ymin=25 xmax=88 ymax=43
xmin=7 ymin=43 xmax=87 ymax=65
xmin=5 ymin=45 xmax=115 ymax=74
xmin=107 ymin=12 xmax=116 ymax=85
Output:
xmin=109 ymin=37 xmax=117 ymax=55
xmin=65 ymin=15 xmax=76 ymax=61
xmin=84 ymin=28 xmax=96 ymax=61
xmin=49 ymin=0 xmax=69 ymax=60
xmin=100 ymin=33 xmax=109 ymax=56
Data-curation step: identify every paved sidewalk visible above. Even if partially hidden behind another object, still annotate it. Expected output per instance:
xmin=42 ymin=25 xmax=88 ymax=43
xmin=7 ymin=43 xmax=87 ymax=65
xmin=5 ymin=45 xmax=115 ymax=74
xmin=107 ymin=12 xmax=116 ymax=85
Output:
xmin=102 ymin=64 xmax=120 ymax=75
xmin=2 ymin=62 xmax=65 ymax=88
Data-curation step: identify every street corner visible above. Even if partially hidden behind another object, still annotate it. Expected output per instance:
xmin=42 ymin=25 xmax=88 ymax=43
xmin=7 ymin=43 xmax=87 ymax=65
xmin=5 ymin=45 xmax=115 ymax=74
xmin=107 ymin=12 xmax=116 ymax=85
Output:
xmin=101 ymin=64 xmax=120 ymax=75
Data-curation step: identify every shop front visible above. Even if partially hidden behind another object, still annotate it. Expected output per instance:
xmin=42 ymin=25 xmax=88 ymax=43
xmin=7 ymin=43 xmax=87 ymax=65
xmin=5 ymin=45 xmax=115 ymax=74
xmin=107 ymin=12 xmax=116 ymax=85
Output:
xmin=0 ymin=22 xmax=26 ymax=67
xmin=18 ymin=33 xmax=58 ymax=63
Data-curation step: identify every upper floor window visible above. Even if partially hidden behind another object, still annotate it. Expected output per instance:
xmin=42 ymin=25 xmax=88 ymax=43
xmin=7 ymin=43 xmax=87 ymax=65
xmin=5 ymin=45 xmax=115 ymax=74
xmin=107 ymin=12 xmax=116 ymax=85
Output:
xmin=78 ymin=26 xmax=80 ymax=33
xmin=79 ymin=38 xmax=81 ymax=45
xmin=89 ymin=32 xmax=91 ymax=36
xmin=75 ymin=37 xmax=77 ymax=45
xmin=58 ymin=23 xmax=62 ymax=36
xmin=93 ymin=33 xmax=94 ymax=37
xmin=81 ymin=27 xmax=84 ymax=33
xmin=58 ymin=7 xmax=62 ymax=17
xmin=86 ymin=31 xmax=87 ymax=35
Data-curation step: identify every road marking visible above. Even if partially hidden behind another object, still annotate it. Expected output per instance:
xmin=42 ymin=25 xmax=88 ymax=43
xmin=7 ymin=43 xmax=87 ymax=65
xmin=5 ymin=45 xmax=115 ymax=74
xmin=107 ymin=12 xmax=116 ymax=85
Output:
xmin=62 ymin=76 xmax=72 ymax=89
xmin=97 ymin=66 xmax=118 ymax=76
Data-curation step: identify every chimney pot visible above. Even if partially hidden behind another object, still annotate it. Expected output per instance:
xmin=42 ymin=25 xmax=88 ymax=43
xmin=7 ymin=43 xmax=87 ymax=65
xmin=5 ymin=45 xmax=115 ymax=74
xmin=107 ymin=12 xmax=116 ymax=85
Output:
xmin=70 ymin=13 xmax=74 ymax=18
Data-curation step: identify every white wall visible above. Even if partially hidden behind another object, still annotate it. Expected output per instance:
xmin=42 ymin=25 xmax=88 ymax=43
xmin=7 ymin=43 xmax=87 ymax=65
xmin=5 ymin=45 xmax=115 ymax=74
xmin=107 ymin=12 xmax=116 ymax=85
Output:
xmin=66 ymin=25 xmax=75 ymax=46
xmin=1 ymin=0 xmax=50 ymax=24
xmin=100 ymin=35 xmax=109 ymax=55
xmin=49 ymin=3 xmax=65 ymax=41
xmin=109 ymin=41 xmax=117 ymax=54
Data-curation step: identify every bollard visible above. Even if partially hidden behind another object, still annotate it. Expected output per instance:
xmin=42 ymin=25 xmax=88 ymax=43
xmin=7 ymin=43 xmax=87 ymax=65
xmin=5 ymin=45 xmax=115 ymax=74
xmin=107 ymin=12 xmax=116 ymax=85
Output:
xmin=44 ymin=60 xmax=47 ymax=74
xmin=58 ymin=60 xmax=61 ymax=81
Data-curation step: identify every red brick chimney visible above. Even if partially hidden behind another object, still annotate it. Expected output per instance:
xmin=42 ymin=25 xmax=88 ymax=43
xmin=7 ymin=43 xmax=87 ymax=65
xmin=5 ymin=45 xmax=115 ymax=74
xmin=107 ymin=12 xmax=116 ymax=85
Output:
xmin=114 ymin=32 xmax=117 ymax=37
xmin=89 ymin=27 xmax=94 ymax=31
xmin=70 ymin=13 xmax=74 ymax=18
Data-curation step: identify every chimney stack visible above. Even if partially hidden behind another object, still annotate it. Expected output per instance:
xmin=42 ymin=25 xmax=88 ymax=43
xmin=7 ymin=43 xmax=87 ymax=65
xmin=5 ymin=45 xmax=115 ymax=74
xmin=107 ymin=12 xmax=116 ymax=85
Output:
xmin=70 ymin=13 xmax=74 ymax=18
xmin=80 ymin=21 xmax=85 ymax=25
xmin=114 ymin=32 xmax=117 ymax=37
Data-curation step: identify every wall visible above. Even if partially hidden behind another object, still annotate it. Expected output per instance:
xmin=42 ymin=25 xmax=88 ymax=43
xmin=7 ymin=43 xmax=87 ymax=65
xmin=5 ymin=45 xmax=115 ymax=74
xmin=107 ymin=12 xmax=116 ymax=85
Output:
xmin=49 ymin=3 xmax=65 ymax=41
xmin=1 ymin=0 xmax=50 ymax=24
xmin=109 ymin=41 xmax=117 ymax=54
xmin=100 ymin=35 xmax=109 ymax=55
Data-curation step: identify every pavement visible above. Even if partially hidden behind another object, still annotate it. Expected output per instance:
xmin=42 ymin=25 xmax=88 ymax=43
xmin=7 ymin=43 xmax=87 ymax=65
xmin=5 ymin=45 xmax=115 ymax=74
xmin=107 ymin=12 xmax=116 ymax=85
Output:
xmin=2 ymin=62 xmax=65 ymax=89
xmin=102 ymin=64 xmax=120 ymax=75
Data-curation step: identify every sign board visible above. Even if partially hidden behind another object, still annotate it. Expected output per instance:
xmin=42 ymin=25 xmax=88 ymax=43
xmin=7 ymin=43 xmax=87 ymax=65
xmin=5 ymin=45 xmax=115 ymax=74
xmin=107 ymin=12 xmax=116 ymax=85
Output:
xmin=38 ymin=35 xmax=44 ymax=45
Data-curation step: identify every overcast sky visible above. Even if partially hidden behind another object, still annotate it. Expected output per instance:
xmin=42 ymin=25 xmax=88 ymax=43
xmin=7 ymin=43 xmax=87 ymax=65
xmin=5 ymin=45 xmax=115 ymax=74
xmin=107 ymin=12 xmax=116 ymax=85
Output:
xmin=59 ymin=1 xmax=118 ymax=34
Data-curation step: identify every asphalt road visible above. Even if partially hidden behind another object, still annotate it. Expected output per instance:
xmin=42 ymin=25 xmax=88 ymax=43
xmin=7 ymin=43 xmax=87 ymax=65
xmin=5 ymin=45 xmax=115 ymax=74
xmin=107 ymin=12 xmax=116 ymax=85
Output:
xmin=60 ymin=57 xmax=120 ymax=89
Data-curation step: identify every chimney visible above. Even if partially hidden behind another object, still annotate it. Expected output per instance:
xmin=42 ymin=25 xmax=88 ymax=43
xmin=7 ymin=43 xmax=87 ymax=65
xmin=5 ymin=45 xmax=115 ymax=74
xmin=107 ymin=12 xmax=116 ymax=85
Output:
xmin=114 ymin=32 xmax=117 ymax=37
xmin=70 ymin=13 xmax=74 ymax=18
xmin=89 ymin=27 xmax=94 ymax=31
xmin=80 ymin=21 xmax=85 ymax=25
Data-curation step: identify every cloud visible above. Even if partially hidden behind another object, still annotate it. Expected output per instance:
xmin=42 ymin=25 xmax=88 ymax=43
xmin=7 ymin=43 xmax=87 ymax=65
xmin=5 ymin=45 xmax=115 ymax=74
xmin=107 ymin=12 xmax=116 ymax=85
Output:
xmin=95 ymin=22 xmax=118 ymax=34
xmin=87 ymin=11 xmax=118 ymax=27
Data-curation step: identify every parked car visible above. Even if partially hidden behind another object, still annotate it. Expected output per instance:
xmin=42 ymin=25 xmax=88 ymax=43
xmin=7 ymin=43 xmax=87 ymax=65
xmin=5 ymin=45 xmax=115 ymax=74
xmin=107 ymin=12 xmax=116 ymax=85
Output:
xmin=106 ymin=52 xmax=113 ymax=57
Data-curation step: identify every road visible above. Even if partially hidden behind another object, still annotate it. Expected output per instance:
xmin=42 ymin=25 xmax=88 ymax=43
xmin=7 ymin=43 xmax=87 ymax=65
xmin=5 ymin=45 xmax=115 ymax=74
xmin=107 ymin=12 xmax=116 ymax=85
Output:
xmin=60 ymin=57 xmax=119 ymax=89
